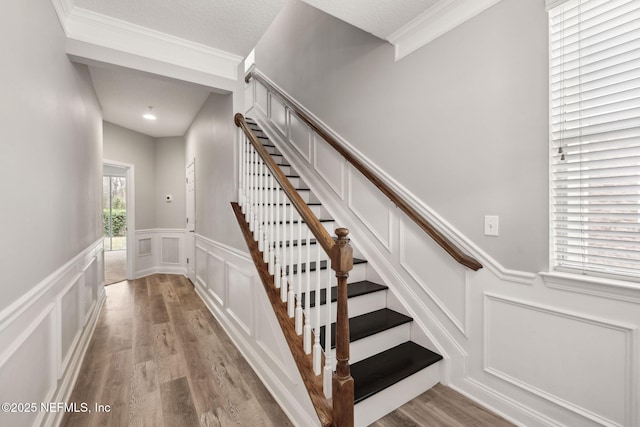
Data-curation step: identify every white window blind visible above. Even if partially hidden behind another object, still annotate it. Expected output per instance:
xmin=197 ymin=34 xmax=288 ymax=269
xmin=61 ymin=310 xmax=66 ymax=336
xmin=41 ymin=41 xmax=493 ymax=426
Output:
xmin=549 ymin=0 xmax=640 ymax=280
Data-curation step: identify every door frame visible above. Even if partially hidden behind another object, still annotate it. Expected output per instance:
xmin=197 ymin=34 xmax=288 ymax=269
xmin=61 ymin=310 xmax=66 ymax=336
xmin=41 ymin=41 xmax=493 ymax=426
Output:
xmin=103 ymin=159 xmax=136 ymax=280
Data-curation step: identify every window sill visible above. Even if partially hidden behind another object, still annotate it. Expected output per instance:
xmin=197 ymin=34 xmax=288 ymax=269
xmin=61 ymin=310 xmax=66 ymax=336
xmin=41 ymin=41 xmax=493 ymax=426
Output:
xmin=540 ymin=271 xmax=640 ymax=304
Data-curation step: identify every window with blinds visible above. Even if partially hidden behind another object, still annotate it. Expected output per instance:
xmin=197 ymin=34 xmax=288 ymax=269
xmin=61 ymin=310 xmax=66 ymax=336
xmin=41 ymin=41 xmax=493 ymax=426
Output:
xmin=549 ymin=0 xmax=640 ymax=281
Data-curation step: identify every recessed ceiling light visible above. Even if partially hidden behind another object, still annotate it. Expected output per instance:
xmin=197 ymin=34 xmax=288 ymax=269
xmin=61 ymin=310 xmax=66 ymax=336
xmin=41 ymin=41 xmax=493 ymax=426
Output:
xmin=143 ymin=106 xmax=157 ymax=120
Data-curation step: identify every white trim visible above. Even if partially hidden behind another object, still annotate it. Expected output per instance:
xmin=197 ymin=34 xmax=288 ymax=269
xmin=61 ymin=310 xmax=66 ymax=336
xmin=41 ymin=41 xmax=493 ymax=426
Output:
xmin=53 ymin=3 xmax=242 ymax=82
xmin=388 ymin=0 xmax=504 ymax=61
xmin=484 ymin=293 xmax=638 ymax=427
xmin=541 ymin=272 xmax=640 ymax=304
xmin=103 ymin=159 xmax=135 ymax=280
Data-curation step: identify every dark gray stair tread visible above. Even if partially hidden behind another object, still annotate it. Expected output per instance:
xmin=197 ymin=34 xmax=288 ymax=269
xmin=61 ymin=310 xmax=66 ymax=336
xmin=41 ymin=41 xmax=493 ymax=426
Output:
xmin=256 ymin=202 xmax=321 ymax=206
xmin=301 ymin=281 xmax=387 ymax=308
xmin=277 ymin=238 xmax=317 ymax=248
xmin=286 ymin=258 xmax=366 ymax=275
xmin=319 ymin=308 xmax=412 ymax=349
xmin=262 ymin=218 xmax=334 ymax=226
xmin=351 ymin=342 xmax=443 ymax=404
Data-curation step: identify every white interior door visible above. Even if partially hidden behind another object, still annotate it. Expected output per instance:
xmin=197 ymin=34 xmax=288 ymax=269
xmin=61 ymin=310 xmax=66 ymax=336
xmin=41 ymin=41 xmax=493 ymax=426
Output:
xmin=185 ymin=160 xmax=196 ymax=281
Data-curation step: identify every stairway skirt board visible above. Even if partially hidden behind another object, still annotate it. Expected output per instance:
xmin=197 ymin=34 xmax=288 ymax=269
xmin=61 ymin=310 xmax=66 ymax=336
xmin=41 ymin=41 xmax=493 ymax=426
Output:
xmin=237 ymin=118 xmax=444 ymax=425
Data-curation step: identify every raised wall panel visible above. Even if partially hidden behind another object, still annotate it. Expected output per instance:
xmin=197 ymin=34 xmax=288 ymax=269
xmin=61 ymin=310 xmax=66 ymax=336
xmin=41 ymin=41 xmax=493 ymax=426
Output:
xmin=0 ymin=305 xmax=56 ymax=427
xmin=271 ymin=97 xmax=287 ymax=136
xmin=400 ymin=219 xmax=467 ymax=334
xmin=256 ymin=82 xmax=268 ymax=116
xmin=161 ymin=237 xmax=180 ymax=264
xmin=195 ymin=245 xmax=208 ymax=287
xmin=207 ymin=252 xmax=226 ymax=306
xmin=348 ymin=169 xmax=392 ymax=250
xmin=138 ymin=238 xmax=152 ymax=256
xmin=244 ymin=81 xmax=254 ymax=115
xmin=313 ymin=135 xmax=344 ymax=198
xmin=58 ymin=276 xmax=83 ymax=377
xmin=485 ymin=295 xmax=636 ymax=426
xmin=288 ymin=111 xmax=311 ymax=161
xmin=226 ymin=263 xmax=254 ymax=336
xmin=83 ymin=257 xmax=97 ymax=324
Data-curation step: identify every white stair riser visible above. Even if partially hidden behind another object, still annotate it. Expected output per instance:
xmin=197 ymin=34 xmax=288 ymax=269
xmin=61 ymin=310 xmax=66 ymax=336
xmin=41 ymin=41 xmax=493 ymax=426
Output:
xmin=256 ymin=220 xmax=335 ymax=239
xmin=354 ymin=363 xmax=440 ymax=427
xmin=248 ymin=152 xmax=285 ymax=163
xmin=308 ymin=290 xmax=387 ymax=327
xmin=249 ymin=176 xmax=304 ymax=188
xmin=245 ymin=188 xmax=311 ymax=204
xmin=253 ymin=203 xmax=322 ymax=219
xmin=283 ymin=261 xmax=367 ymax=290
xmin=328 ymin=323 xmax=411 ymax=369
xmin=271 ymin=244 xmax=329 ymax=266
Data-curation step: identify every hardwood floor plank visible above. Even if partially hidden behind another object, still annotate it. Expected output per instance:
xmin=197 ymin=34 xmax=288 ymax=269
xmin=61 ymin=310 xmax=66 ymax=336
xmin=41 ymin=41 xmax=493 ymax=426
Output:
xmin=149 ymin=293 xmax=170 ymax=324
xmin=129 ymin=360 xmax=164 ymax=427
xmin=159 ymin=377 xmax=200 ymax=427
xmin=152 ymin=322 xmax=180 ymax=359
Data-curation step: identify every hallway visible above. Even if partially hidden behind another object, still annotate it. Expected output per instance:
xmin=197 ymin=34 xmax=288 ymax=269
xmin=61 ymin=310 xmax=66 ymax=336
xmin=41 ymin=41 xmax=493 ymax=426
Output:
xmin=62 ymin=274 xmax=292 ymax=426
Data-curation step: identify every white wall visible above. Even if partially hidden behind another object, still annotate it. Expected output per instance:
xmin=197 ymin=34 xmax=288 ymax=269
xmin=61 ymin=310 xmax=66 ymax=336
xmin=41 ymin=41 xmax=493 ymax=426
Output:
xmin=254 ymin=0 xmax=548 ymax=273
xmin=0 ymin=0 xmax=105 ymax=425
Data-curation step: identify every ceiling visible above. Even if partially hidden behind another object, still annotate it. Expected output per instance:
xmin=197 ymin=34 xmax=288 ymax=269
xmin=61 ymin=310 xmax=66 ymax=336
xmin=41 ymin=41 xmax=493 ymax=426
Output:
xmin=55 ymin=0 xmax=500 ymax=138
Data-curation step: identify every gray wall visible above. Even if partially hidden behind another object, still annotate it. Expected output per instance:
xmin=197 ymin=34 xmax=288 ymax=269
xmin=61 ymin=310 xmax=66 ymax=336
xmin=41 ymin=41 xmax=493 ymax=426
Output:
xmin=155 ymin=137 xmax=187 ymax=229
xmin=255 ymin=0 xmax=549 ymax=272
xmin=103 ymin=124 xmax=187 ymax=230
xmin=0 ymin=0 xmax=103 ymax=311
xmin=186 ymin=92 xmax=244 ymax=250
xmin=103 ymin=122 xmax=157 ymax=230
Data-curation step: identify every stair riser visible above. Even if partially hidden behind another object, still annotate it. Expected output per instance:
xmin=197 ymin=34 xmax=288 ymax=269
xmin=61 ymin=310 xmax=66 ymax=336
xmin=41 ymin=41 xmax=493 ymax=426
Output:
xmin=283 ymin=262 xmax=367 ymax=290
xmin=252 ymin=203 xmax=322 ymax=219
xmin=244 ymin=188 xmax=311 ymax=204
xmin=255 ymin=220 xmax=335 ymax=239
xmin=277 ymin=165 xmax=295 ymax=175
xmin=308 ymin=290 xmax=387 ymax=327
xmin=248 ymin=152 xmax=285 ymax=164
xmin=270 ymin=245 xmax=329 ymax=266
xmin=327 ymin=323 xmax=410 ymax=369
xmin=248 ymin=176 xmax=303 ymax=188
xmin=354 ymin=363 xmax=440 ymax=427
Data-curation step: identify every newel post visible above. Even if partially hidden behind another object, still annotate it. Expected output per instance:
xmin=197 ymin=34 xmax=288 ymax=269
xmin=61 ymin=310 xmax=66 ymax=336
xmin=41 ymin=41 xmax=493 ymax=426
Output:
xmin=331 ymin=228 xmax=354 ymax=427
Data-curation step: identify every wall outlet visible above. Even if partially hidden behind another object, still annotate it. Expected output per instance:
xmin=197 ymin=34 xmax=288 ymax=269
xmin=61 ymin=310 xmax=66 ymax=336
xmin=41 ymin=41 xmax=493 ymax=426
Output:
xmin=484 ymin=215 xmax=499 ymax=236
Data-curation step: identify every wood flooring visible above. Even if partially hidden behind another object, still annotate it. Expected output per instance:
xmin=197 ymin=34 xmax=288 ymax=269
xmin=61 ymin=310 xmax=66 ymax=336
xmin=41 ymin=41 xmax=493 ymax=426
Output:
xmin=61 ymin=274 xmax=292 ymax=427
xmin=63 ymin=274 xmax=513 ymax=427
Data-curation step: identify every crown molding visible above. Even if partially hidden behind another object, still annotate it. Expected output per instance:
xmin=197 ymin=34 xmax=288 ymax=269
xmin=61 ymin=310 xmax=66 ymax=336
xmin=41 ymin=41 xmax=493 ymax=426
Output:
xmin=51 ymin=1 xmax=242 ymax=82
xmin=388 ymin=0 xmax=504 ymax=61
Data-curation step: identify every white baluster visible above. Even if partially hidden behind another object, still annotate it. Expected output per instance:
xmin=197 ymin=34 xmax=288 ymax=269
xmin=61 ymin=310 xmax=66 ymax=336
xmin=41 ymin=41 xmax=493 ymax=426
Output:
xmin=287 ymin=201 xmax=295 ymax=318
xmin=281 ymin=196 xmax=288 ymax=302
xmin=249 ymin=145 xmax=255 ymax=233
xmin=304 ymin=226 xmax=312 ymax=354
xmin=295 ymin=218 xmax=303 ymax=335
xmin=267 ymin=173 xmax=275 ymax=274
xmin=238 ymin=132 xmax=244 ymax=208
xmin=323 ymin=264 xmax=333 ymax=399
xmin=313 ymin=243 xmax=322 ymax=375
xmin=274 ymin=178 xmax=281 ymax=290
xmin=257 ymin=158 xmax=264 ymax=250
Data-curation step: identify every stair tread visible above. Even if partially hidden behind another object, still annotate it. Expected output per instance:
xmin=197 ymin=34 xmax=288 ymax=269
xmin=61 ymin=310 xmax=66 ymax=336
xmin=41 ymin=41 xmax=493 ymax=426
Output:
xmin=301 ymin=280 xmax=387 ymax=307
xmin=351 ymin=342 xmax=443 ymax=404
xmin=320 ymin=308 xmax=412 ymax=349
xmin=262 ymin=218 xmax=334 ymax=225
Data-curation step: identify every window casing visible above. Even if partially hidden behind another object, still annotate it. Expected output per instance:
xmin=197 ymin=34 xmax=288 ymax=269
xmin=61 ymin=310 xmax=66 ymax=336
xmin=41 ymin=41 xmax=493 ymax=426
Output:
xmin=549 ymin=0 xmax=640 ymax=281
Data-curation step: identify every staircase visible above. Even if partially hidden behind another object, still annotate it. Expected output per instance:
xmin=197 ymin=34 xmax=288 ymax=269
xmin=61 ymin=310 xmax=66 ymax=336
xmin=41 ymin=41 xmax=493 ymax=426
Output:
xmin=235 ymin=117 xmax=443 ymax=426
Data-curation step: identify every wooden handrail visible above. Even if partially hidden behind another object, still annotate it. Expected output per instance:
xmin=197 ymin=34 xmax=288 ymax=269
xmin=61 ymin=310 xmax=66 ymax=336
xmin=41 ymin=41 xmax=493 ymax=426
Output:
xmin=245 ymin=70 xmax=483 ymax=271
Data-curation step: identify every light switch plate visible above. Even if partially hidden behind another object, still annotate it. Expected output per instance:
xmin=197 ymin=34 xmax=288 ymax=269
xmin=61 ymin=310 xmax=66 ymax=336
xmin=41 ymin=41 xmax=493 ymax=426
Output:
xmin=484 ymin=215 xmax=499 ymax=236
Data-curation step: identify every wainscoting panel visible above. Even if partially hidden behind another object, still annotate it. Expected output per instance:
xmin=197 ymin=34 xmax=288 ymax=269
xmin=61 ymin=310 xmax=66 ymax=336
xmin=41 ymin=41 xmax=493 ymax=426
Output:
xmin=226 ymin=262 xmax=254 ymax=336
xmin=485 ymin=294 xmax=636 ymax=426
xmin=400 ymin=218 xmax=467 ymax=334
xmin=255 ymin=81 xmax=268 ymax=116
xmin=192 ymin=234 xmax=318 ymax=426
xmin=271 ymin=96 xmax=287 ymax=137
xmin=0 ymin=238 xmax=105 ymax=427
xmin=288 ymin=110 xmax=311 ymax=161
xmin=313 ymin=134 xmax=345 ymax=198
xmin=58 ymin=274 xmax=83 ymax=377
xmin=348 ymin=168 xmax=392 ymax=250
xmin=207 ymin=252 xmax=226 ymax=306
xmin=136 ymin=229 xmax=186 ymax=278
